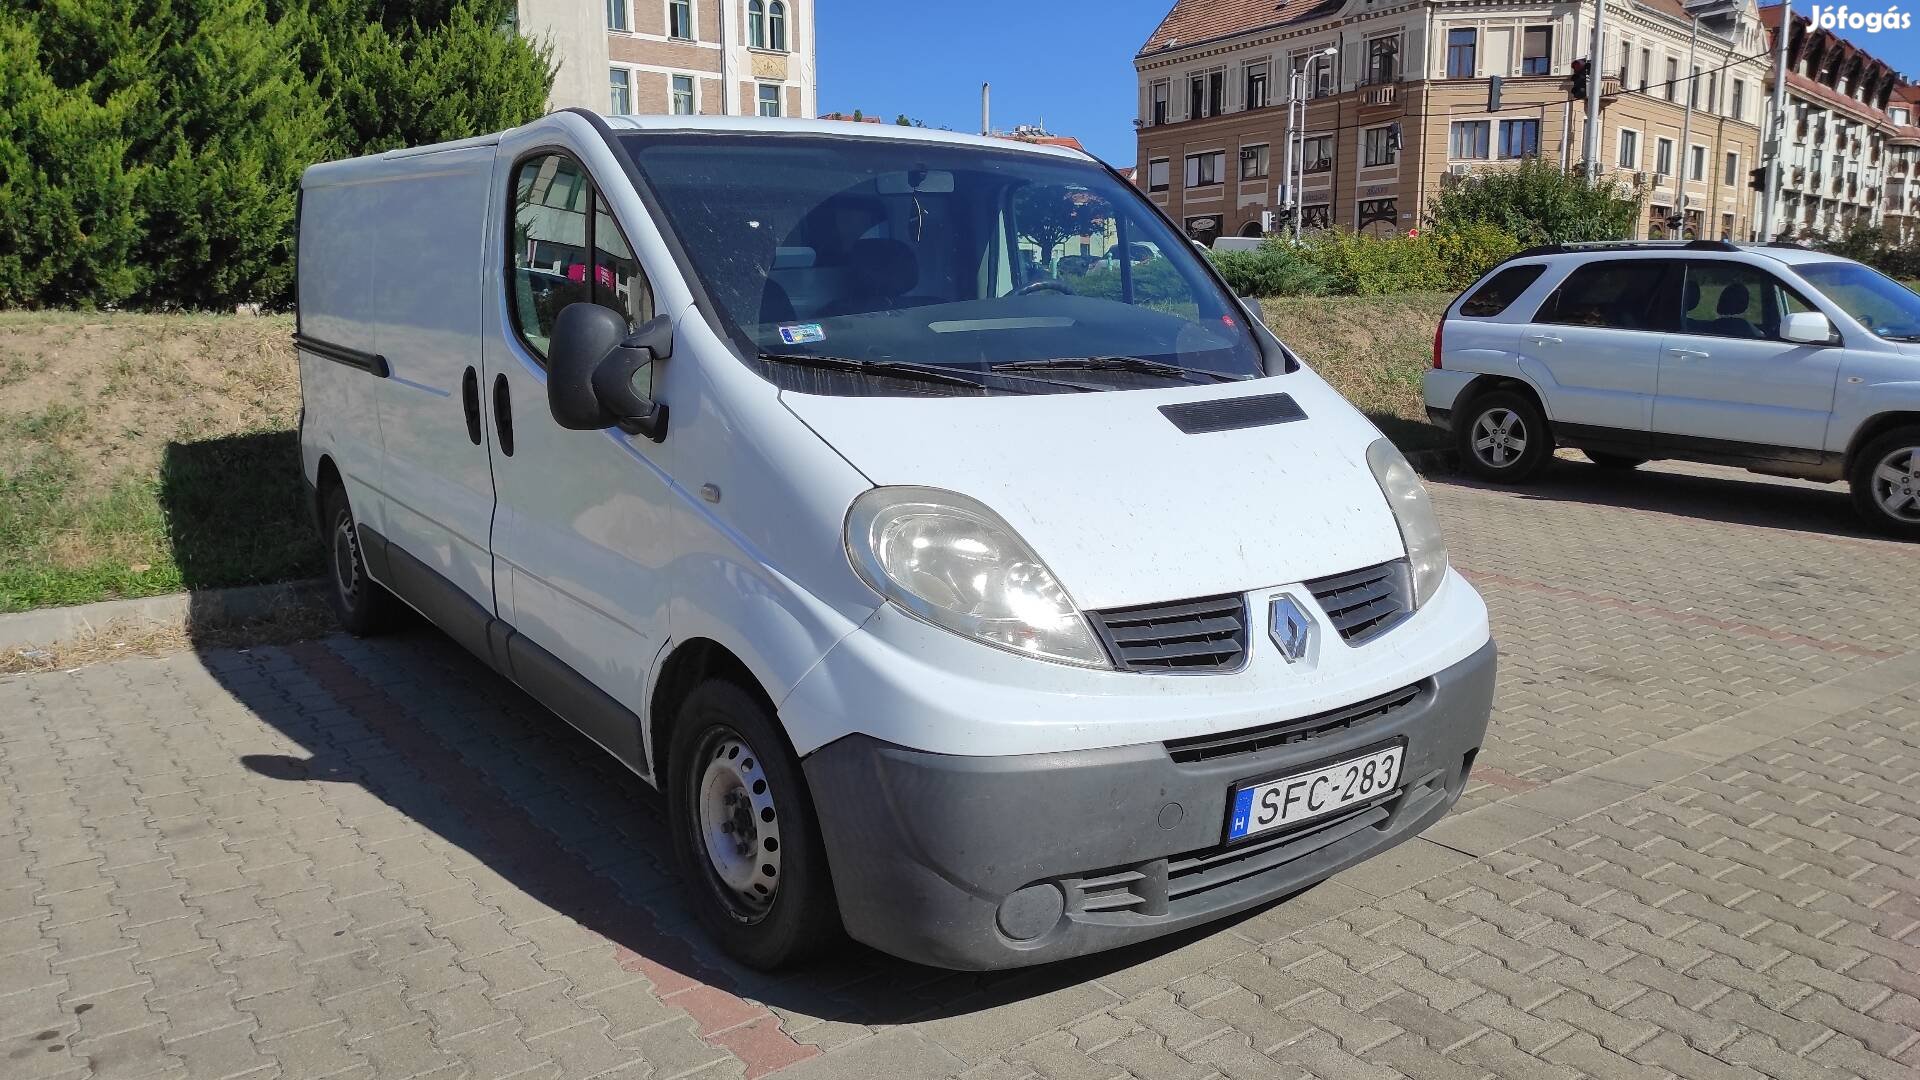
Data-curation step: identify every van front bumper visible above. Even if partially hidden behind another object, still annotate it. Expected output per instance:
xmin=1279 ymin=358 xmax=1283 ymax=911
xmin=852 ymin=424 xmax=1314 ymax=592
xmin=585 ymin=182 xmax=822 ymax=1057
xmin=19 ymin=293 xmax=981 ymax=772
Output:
xmin=802 ymin=638 xmax=1495 ymax=970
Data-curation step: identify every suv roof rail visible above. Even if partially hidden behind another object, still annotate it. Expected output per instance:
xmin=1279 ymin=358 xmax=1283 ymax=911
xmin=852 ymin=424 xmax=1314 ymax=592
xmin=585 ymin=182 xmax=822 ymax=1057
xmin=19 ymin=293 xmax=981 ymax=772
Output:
xmin=1508 ymin=239 xmax=1741 ymax=259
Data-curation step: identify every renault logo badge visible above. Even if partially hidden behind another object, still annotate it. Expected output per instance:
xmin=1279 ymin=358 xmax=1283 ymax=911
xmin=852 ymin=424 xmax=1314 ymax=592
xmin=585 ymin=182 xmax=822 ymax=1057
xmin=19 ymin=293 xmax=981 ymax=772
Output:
xmin=1270 ymin=596 xmax=1314 ymax=664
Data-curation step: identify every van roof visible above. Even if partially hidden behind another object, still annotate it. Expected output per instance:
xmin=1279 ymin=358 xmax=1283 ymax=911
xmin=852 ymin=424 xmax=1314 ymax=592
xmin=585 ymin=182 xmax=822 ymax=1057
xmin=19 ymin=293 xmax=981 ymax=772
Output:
xmin=601 ymin=114 xmax=1098 ymax=162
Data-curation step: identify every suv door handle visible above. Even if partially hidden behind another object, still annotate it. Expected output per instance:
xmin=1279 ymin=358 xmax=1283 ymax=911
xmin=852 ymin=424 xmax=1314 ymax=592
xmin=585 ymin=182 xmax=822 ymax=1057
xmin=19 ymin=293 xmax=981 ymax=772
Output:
xmin=1667 ymin=347 xmax=1711 ymax=359
xmin=1525 ymin=333 xmax=1563 ymax=345
xmin=461 ymin=366 xmax=482 ymax=445
xmin=493 ymin=373 xmax=514 ymax=457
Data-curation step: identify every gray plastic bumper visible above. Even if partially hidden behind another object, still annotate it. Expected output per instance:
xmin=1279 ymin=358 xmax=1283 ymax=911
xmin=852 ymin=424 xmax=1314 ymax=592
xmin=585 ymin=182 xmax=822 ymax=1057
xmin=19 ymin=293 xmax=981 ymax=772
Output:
xmin=802 ymin=638 xmax=1496 ymax=970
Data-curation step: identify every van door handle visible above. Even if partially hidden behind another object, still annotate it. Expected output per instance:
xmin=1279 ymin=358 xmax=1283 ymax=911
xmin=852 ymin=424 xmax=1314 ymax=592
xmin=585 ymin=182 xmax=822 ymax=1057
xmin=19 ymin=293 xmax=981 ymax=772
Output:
xmin=493 ymin=373 xmax=514 ymax=457
xmin=1525 ymin=333 xmax=1563 ymax=345
xmin=461 ymin=367 xmax=482 ymax=445
xmin=1668 ymin=347 xmax=1711 ymax=359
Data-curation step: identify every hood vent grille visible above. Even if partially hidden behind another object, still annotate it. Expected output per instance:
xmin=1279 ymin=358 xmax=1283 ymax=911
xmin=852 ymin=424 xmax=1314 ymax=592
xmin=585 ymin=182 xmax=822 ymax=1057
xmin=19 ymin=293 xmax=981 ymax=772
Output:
xmin=1159 ymin=393 xmax=1306 ymax=434
xmin=1307 ymin=560 xmax=1413 ymax=646
xmin=1087 ymin=594 xmax=1248 ymax=673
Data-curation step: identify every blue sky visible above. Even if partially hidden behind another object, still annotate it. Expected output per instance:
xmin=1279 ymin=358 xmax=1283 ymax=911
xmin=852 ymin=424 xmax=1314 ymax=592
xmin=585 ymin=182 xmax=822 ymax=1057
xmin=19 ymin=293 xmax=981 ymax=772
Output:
xmin=816 ymin=3 xmax=1920 ymax=166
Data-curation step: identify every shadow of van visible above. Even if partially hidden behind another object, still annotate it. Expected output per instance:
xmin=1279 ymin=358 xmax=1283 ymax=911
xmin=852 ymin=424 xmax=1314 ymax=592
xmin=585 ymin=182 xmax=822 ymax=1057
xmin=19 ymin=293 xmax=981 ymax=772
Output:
xmin=158 ymin=429 xmax=324 ymax=591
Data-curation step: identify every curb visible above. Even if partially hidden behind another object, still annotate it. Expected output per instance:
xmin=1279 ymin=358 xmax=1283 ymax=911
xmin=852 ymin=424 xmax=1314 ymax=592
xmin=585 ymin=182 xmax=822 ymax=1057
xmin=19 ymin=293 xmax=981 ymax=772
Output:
xmin=0 ymin=580 xmax=325 ymax=652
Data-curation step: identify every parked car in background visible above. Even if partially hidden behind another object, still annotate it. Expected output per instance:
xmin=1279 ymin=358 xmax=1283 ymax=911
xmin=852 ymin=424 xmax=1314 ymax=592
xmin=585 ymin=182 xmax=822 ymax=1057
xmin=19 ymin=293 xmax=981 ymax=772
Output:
xmin=1211 ymin=236 xmax=1266 ymax=253
xmin=298 ymin=112 xmax=1495 ymax=972
xmin=1425 ymin=241 xmax=1920 ymax=538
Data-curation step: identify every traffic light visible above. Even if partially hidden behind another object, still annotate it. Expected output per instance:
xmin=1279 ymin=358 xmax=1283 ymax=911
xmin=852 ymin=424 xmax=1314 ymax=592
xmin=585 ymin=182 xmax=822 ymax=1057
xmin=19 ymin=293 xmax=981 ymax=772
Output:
xmin=1570 ymin=58 xmax=1588 ymax=99
xmin=1749 ymin=165 xmax=1769 ymax=193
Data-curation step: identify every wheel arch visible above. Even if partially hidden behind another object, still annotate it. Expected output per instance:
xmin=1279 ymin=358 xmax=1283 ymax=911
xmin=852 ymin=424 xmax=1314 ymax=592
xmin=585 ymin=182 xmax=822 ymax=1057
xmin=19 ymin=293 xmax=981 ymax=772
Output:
xmin=311 ymin=454 xmax=343 ymax=535
xmin=1843 ymin=411 xmax=1920 ymax=473
xmin=648 ymin=636 xmax=782 ymax=789
xmin=1453 ymin=374 xmax=1550 ymax=421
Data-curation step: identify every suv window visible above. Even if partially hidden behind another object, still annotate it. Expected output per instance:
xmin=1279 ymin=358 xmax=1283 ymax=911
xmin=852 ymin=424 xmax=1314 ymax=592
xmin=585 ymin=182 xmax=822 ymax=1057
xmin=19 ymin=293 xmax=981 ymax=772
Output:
xmin=1677 ymin=261 xmax=1816 ymax=342
xmin=1534 ymin=259 xmax=1680 ymax=332
xmin=1459 ymin=264 xmax=1546 ymax=317
xmin=509 ymin=152 xmax=652 ymax=360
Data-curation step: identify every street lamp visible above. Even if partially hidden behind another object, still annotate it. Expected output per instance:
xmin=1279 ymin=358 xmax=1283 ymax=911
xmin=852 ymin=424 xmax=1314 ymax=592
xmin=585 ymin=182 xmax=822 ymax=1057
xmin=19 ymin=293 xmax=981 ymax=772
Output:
xmin=1282 ymin=45 xmax=1339 ymax=242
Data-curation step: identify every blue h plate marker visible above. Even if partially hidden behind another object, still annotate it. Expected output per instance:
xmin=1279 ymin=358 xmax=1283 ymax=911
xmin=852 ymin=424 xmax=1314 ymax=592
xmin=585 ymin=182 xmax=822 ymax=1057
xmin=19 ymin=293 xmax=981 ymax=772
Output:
xmin=1229 ymin=788 xmax=1255 ymax=840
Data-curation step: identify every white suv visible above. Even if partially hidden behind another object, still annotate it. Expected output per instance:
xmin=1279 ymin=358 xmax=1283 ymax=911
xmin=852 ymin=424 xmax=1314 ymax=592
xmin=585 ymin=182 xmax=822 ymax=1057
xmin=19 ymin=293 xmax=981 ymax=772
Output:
xmin=1424 ymin=241 xmax=1920 ymax=538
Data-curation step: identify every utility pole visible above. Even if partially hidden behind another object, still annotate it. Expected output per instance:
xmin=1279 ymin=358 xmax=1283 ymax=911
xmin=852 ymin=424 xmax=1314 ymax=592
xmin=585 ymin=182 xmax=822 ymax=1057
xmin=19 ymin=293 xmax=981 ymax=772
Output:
xmin=1281 ymin=67 xmax=1298 ymax=241
xmin=1677 ymin=14 xmax=1701 ymax=231
xmin=1583 ymin=0 xmax=1607 ymax=182
xmin=1761 ymin=1 xmax=1790 ymax=240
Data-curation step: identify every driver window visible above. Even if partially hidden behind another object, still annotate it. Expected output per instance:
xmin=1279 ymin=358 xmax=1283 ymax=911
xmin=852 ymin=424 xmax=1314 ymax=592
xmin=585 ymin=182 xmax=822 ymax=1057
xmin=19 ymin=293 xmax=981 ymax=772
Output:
xmin=509 ymin=153 xmax=653 ymax=361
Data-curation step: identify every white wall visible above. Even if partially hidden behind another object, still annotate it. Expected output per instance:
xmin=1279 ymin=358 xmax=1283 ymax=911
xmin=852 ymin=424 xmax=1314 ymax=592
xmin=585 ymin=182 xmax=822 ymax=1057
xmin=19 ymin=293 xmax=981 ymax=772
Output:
xmin=520 ymin=0 xmax=612 ymax=112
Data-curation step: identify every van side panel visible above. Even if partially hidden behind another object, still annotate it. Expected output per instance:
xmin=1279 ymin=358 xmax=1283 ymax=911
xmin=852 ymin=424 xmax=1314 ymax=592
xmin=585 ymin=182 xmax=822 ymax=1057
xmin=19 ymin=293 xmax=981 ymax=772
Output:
xmin=361 ymin=148 xmax=502 ymax=615
xmin=297 ymin=173 xmax=387 ymax=527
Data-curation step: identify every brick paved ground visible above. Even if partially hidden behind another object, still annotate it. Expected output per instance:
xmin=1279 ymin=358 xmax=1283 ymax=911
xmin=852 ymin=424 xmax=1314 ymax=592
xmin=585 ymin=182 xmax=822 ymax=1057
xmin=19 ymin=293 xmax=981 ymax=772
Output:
xmin=3 ymin=457 xmax=1917 ymax=1079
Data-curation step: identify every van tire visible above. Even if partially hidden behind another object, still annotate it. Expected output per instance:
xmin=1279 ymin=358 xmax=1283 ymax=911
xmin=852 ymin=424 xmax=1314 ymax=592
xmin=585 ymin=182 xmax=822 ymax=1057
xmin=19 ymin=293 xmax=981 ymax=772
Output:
xmin=321 ymin=483 xmax=400 ymax=635
xmin=1584 ymin=451 xmax=1649 ymax=470
xmin=1849 ymin=425 xmax=1920 ymax=540
xmin=668 ymin=679 xmax=842 ymax=970
xmin=1455 ymin=390 xmax=1552 ymax=483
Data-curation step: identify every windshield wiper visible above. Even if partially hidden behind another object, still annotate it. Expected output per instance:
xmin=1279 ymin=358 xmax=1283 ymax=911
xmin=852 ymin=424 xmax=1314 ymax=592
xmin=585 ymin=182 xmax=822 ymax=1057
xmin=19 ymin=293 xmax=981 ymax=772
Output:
xmin=758 ymin=351 xmax=988 ymax=390
xmin=989 ymin=355 xmax=1241 ymax=383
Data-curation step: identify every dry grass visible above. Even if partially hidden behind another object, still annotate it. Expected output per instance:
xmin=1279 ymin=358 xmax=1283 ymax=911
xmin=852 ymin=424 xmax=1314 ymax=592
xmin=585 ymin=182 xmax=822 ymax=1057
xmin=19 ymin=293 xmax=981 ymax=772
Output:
xmin=0 ymin=591 xmax=335 ymax=676
xmin=1260 ymin=291 xmax=1453 ymax=450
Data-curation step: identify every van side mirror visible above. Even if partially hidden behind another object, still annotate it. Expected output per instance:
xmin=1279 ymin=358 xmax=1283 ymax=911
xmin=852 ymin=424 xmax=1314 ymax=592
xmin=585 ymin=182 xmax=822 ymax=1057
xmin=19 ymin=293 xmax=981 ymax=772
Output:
xmin=1781 ymin=310 xmax=1834 ymax=345
xmin=547 ymin=303 xmax=670 ymax=442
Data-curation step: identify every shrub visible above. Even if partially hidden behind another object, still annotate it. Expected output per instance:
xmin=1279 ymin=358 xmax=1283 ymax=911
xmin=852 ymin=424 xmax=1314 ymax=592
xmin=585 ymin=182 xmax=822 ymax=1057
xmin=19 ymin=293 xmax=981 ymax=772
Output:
xmin=1301 ymin=231 xmax=1450 ymax=297
xmin=1429 ymin=222 xmax=1523 ymax=289
xmin=1428 ymin=156 xmax=1641 ymax=246
xmin=1207 ymin=241 xmax=1331 ymax=298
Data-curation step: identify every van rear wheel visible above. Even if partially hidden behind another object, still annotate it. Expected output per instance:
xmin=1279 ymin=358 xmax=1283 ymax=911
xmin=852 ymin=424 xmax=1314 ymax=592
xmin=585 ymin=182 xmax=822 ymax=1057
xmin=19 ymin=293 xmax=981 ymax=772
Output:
xmin=1456 ymin=390 xmax=1551 ymax=483
xmin=668 ymin=680 xmax=841 ymax=969
xmin=321 ymin=483 xmax=399 ymax=635
xmin=1850 ymin=426 xmax=1920 ymax=540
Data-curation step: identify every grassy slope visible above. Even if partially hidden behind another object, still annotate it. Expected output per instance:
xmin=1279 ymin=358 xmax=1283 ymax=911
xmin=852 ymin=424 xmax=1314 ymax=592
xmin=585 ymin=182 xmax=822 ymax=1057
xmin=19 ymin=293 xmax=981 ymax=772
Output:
xmin=0 ymin=297 xmax=1453 ymax=611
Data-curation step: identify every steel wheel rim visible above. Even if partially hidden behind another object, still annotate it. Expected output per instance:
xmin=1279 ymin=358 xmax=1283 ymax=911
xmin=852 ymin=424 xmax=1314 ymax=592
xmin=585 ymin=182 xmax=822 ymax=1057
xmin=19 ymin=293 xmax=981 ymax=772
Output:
xmin=1871 ymin=445 xmax=1920 ymax=522
xmin=692 ymin=728 xmax=782 ymax=921
xmin=332 ymin=510 xmax=363 ymax=607
xmin=1472 ymin=408 xmax=1528 ymax=468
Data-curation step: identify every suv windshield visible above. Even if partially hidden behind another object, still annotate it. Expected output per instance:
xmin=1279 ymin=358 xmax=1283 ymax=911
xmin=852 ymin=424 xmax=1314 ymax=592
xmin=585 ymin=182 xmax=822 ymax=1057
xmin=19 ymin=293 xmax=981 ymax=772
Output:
xmin=1796 ymin=260 xmax=1920 ymax=341
xmin=619 ymin=133 xmax=1264 ymax=392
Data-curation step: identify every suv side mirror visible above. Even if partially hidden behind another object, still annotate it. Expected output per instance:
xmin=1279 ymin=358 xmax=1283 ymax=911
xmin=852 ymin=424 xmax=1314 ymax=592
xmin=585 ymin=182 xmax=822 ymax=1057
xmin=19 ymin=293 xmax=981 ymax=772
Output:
xmin=547 ymin=303 xmax=670 ymax=441
xmin=1781 ymin=310 xmax=1835 ymax=345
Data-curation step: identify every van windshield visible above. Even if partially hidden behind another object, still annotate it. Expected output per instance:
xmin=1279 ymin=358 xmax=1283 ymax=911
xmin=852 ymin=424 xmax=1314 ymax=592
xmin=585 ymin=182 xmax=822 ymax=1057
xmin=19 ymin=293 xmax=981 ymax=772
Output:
xmin=619 ymin=133 xmax=1264 ymax=393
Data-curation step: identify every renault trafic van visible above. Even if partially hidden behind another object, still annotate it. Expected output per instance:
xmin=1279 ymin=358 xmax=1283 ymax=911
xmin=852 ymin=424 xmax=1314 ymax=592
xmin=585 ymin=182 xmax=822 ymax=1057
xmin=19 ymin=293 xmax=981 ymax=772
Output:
xmin=297 ymin=112 xmax=1495 ymax=971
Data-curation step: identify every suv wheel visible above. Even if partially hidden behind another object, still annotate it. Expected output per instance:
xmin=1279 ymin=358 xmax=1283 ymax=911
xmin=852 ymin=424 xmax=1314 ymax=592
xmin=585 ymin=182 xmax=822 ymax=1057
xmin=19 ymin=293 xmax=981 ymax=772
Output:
xmin=1456 ymin=390 xmax=1551 ymax=482
xmin=668 ymin=680 xmax=841 ymax=969
xmin=322 ymin=483 xmax=399 ymax=635
xmin=1850 ymin=426 xmax=1920 ymax=540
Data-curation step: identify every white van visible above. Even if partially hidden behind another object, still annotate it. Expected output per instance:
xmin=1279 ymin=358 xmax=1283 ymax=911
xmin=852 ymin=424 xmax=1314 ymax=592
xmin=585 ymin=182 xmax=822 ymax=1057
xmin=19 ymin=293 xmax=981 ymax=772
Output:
xmin=297 ymin=112 xmax=1495 ymax=971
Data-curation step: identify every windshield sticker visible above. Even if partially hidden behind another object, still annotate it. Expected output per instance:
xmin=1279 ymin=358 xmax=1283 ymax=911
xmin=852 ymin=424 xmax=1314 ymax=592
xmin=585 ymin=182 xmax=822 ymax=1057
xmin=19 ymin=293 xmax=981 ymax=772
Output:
xmin=778 ymin=323 xmax=826 ymax=345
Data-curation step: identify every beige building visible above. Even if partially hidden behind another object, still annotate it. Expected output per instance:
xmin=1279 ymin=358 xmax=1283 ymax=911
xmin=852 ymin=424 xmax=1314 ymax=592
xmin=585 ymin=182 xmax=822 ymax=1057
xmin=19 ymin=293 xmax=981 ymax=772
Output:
xmin=1134 ymin=0 xmax=1771 ymax=244
xmin=517 ymin=0 xmax=817 ymax=119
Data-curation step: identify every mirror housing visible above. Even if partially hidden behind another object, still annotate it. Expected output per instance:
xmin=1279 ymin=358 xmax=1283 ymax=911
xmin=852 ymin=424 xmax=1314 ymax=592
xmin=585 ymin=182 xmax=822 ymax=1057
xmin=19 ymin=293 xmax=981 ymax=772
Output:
xmin=547 ymin=303 xmax=670 ymax=441
xmin=1782 ymin=310 xmax=1834 ymax=345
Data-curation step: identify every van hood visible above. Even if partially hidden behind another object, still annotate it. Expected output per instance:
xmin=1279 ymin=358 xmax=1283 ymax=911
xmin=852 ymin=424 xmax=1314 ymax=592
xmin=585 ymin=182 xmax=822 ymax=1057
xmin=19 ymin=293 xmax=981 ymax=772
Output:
xmin=781 ymin=371 xmax=1408 ymax=610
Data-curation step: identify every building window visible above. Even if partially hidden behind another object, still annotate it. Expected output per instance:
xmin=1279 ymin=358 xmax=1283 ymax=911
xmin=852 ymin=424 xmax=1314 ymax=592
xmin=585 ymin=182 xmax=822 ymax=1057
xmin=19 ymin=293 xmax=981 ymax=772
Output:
xmin=1732 ymin=78 xmax=1745 ymax=120
xmin=1364 ymin=125 xmax=1397 ymax=167
xmin=1189 ymin=70 xmax=1224 ymax=118
xmin=671 ymin=74 xmax=695 ymax=114
xmin=1689 ymin=144 xmax=1706 ymax=181
xmin=1689 ymin=66 xmax=1701 ymax=109
xmin=607 ymin=0 xmax=628 ymax=31
xmin=1707 ymin=71 xmax=1718 ymax=112
xmin=1618 ymin=38 xmax=1631 ymax=83
xmin=1147 ymin=158 xmax=1170 ymax=192
xmin=757 ymin=83 xmax=782 ymax=117
xmin=1521 ymin=27 xmax=1552 ymax=76
xmin=1301 ymin=135 xmax=1333 ymax=171
xmin=1450 ymin=120 xmax=1490 ymax=160
xmin=609 ymin=67 xmax=630 ymax=114
xmin=1724 ymin=151 xmax=1738 ymax=186
xmin=668 ymin=0 xmax=693 ymax=40
xmin=768 ymin=1 xmax=788 ymax=51
xmin=1499 ymin=119 xmax=1540 ymax=159
xmin=1294 ymin=51 xmax=1334 ymax=98
xmin=1184 ymin=151 xmax=1225 ymax=187
xmin=1366 ymin=35 xmax=1399 ymax=84
xmin=1446 ymin=28 xmax=1476 ymax=79
xmin=1639 ymin=47 xmax=1651 ymax=91
xmin=1656 ymin=137 xmax=1674 ymax=176
xmin=1665 ymin=59 xmax=1679 ymax=102
xmin=1245 ymin=61 xmax=1270 ymax=109
xmin=1240 ymin=143 xmax=1270 ymax=180
xmin=1894 ymin=106 xmax=1910 ymax=124
xmin=1357 ymin=197 xmax=1398 ymax=234
xmin=747 ymin=0 xmax=764 ymax=48
xmin=1150 ymin=81 xmax=1170 ymax=126
xmin=1618 ymin=128 xmax=1639 ymax=170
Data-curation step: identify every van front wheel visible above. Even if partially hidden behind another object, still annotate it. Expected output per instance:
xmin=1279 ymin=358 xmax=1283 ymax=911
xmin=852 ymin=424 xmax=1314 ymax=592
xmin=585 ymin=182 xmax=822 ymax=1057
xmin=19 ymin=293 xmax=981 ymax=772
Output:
xmin=668 ymin=680 xmax=841 ymax=969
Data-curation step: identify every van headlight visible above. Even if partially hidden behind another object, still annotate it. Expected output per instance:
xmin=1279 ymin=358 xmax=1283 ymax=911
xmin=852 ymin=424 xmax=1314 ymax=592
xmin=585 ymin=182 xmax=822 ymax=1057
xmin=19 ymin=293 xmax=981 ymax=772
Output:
xmin=845 ymin=486 xmax=1110 ymax=668
xmin=1365 ymin=438 xmax=1450 ymax=608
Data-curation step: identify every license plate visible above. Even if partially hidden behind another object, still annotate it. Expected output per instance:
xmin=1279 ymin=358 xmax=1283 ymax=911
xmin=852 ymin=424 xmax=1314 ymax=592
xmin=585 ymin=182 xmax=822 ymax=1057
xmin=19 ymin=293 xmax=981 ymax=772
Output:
xmin=1227 ymin=745 xmax=1404 ymax=842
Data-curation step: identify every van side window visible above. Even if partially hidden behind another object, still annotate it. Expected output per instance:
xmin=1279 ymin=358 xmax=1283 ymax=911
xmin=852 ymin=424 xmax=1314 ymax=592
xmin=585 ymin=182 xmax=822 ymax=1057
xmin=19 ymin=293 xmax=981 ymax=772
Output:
xmin=1678 ymin=261 xmax=1816 ymax=342
xmin=1458 ymin=264 xmax=1546 ymax=317
xmin=1534 ymin=260 xmax=1679 ymax=332
xmin=509 ymin=154 xmax=654 ymax=360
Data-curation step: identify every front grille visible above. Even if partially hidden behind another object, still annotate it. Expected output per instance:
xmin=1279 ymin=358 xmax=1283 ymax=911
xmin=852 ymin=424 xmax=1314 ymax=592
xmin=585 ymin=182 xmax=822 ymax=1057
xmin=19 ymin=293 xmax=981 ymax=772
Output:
xmin=1163 ymin=683 xmax=1422 ymax=764
xmin=1087 ymin=594 xmax=1248 ymax=673
xmin=1306 ymin=560 xmax=1413 ymax=645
